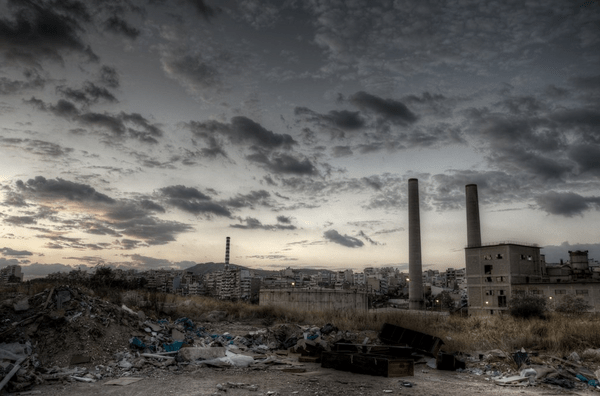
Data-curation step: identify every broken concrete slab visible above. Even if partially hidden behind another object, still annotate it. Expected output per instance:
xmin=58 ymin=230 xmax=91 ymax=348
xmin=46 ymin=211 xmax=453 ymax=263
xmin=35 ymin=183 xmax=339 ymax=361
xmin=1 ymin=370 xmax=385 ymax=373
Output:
xmin=178 ymin=347 xmax=226 ymax=362
xmin=494 ymin=376 xmax=529 ymax=386
xmin=171 ymin=329 xmax=185 ymax=341
xmin=13 ymin=298 xmax=30 ymax=312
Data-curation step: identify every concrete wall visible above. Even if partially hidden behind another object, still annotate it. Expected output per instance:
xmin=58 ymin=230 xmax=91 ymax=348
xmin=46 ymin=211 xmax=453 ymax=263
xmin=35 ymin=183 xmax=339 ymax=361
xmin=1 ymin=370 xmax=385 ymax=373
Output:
xmin=259 ymin=289 xmax=368 ymax=312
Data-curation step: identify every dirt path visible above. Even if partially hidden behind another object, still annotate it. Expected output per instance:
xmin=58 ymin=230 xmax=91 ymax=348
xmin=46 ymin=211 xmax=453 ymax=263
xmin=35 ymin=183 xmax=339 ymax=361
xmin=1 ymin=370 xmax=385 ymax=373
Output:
xmin=32 ymin=362 xmax=582 ymax=396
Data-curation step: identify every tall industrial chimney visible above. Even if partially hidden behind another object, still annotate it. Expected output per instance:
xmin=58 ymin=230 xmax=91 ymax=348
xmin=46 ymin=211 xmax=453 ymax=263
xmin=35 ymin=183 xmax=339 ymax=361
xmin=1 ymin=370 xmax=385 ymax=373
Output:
xmin=408 ymin=178 xmax=424 ymax=310
xmin=225 ymin=236 xmax=230 ymax=271
xmin=465 ymin=184 xmax=481 ymax=248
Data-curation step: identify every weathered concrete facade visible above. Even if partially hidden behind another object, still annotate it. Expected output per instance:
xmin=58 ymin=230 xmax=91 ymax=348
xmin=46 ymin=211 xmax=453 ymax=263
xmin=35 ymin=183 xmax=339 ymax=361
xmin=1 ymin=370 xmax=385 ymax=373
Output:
xmin=259 ymin=289 xmax=368 ymax=312
xmin=466 ymin=243 xmax=544 ymax=315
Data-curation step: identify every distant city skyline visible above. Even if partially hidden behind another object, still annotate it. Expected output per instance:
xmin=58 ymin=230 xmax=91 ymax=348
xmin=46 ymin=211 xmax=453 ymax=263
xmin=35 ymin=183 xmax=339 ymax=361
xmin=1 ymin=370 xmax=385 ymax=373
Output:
xmin=1 ymin=0 xmax=599 ymax=277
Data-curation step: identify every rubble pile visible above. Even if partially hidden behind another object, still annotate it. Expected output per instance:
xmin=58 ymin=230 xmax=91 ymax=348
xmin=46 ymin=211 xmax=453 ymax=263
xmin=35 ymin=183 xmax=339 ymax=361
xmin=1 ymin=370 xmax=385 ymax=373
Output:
xmin=457 ymin=347 xmax=600 ymax=390
xmin=0 ymin=285 xmax=374 ymax=392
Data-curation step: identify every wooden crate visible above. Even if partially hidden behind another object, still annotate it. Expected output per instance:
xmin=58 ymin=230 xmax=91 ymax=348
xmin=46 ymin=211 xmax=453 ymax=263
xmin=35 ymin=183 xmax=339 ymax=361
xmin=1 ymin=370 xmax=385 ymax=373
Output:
xmin=321 ymin=351 xmax=414 ymax=377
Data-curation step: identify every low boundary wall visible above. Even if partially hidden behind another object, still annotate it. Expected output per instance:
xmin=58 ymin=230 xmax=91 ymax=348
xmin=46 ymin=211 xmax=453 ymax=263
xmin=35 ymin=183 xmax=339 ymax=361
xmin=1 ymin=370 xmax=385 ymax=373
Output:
xmin=259 ymin=288 xmax=368 ymax=312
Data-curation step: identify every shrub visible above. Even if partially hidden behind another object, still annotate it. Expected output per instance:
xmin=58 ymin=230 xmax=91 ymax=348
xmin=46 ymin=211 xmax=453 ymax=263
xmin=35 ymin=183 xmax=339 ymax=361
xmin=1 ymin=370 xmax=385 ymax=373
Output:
xmin=555 ymin=294 xmax=591 ymax=315
xmin=509 ymin=293 xmax=547 ymax=319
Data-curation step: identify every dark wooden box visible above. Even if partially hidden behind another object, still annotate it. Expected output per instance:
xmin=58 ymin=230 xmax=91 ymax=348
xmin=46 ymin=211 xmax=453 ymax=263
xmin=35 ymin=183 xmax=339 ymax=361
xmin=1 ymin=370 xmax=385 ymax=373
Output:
xmin=321 ymin=351 xmax=414 ymax=377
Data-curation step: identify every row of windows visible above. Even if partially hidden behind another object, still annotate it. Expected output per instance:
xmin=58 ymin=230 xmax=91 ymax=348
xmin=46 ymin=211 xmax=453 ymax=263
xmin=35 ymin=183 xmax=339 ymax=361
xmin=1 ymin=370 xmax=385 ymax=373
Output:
xmin=485 ymin=290 xmax=506 ymax=296
xmin=484 ymin=276 xmax=506 ymax=282
xmin=514 ymin=289 xmax=590 ymax=296
xmin=483 ymin=254 xmax=504 ymax=260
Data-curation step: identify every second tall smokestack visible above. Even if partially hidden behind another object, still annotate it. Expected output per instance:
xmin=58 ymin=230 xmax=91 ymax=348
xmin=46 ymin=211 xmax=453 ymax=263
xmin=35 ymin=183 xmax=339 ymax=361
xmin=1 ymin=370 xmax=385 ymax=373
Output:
xmin=408 ymin=178 xmax=424 ymax=310
xmin=465 ymin=184 xmax=481 ymax=248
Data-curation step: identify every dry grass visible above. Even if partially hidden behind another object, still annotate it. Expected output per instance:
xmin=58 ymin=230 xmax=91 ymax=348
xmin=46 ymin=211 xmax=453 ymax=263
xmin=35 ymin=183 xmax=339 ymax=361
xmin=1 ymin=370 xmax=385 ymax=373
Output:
xmin=5 ymin=283 xmax=600 ymax=355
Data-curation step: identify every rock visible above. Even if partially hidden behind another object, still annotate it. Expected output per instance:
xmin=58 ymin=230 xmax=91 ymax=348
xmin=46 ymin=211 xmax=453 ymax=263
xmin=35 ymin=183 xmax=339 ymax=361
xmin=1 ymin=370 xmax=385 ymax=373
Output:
xmin=172 ymin=329 xmax=185 ymax=341
xmin=137 ymin=311 xmax=146 ymax=321
xmin=178 ymin=347 xmax=227 ymax=362
xmin=582 ymin=348 xmax=600 ymax=362
xmin=567 ymin=351 xmax=581 ymax=362
xmin=13 ymin=298 xmax=30 ymax=312
xmin=118 ymin=359 xmax=133 ymax=369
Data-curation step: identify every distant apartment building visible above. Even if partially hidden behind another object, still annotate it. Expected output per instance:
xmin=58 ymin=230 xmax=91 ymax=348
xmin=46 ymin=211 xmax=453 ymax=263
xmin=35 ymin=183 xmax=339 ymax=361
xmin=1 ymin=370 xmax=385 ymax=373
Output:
xmin=0 ymin=265 xmax=23 ymax=283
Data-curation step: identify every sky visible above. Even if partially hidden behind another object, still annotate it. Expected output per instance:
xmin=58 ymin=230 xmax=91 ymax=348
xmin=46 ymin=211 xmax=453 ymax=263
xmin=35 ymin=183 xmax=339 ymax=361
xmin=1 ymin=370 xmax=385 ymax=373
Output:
xmin=1 ymin=0 xmax=600 ymax=278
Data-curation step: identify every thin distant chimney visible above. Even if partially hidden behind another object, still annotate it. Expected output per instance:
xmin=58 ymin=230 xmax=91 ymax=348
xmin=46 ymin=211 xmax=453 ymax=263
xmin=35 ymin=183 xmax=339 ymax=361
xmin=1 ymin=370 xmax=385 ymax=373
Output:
xmin=225 ymin=236 xmax=230 ymax=271
xmin=408 ymin=178 xmax=424 ymax=310
xmin=465 ymin=184 xmax=481 ymax=248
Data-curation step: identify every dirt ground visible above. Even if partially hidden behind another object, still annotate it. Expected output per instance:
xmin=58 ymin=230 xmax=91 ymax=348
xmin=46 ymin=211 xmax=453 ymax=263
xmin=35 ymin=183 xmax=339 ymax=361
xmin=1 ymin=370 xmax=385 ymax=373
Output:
xmin=32 ymin=362 xmax=590 ymax=396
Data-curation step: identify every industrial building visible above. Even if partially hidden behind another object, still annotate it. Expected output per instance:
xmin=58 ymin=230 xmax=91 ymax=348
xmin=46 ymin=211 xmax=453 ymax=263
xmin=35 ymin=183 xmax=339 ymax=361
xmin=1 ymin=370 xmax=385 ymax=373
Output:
xmin=464 ymin=184 xmax=600 ymax=314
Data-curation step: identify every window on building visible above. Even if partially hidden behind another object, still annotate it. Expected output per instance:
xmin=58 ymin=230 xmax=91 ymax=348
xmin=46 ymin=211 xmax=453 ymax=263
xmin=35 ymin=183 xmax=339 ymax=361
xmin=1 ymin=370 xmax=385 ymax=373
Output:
xmin=520 ymin=254 xmax=526 ymax=260
xmin=484 ymin=255 xmax=493 ymax=260
xmin=485 ymin=277 xmax=493 ymax=283
xmin=576 ymin=290 xmax=589 ymax=295
xmin=496 ymin=254 xmax=504 ymax=259
xmin=555 ymin=290 xmax=566 ymax=295
xmin=498 ymin=296 xmax=507 ymax=307
xmin=486 ymin=290 xmax=495 ymax=296
xmin=484 ymin=265 xmax=493 ymax=275
xmin=499 ymin=290 xmax=505 ymax=295
xmin=528 ymin=255 xmax=533 ymax=261
xmin=530 ymin=290 xmax=542 ymax=295
xmin=490 ymin=310 xmax=494 ymax=315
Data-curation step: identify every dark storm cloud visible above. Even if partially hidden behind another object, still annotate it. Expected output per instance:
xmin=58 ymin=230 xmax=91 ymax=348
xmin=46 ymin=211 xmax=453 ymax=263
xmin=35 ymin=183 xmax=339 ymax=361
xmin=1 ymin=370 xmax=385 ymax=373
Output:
xmin=349 ymin=91 xmax=417 ymax=124
xmin=294 ymin=107 xmax=365 ymax=131
xmin=6 ymin=214 xmax=40 ymax=226
xmin=535 ymin=191 xmax=600 ymax=217
xmin=115 ymin=218 xmax=194 ymax=245
xmin=1 ymin=247 xmax=33 ymax=256
xmin=140 ymin=199 xmax=166 ymax=213
xmin=0 ymin=0 xmax=97 ymax=66
xmin=276 ymin=215 xmax=291 ymax=224
xmin=160 ymin=185 xmax=210 ymax=200
xmin=569 ymin=74 xmax=600 ymax=90
xmin=230 ymin=217 xmax=296 ymax=231
xmin=361 ymin=176 xmax=383 ymax=191
xmin=429 ymin=170 xmax=525 ymax=211
xmin=161 ymin=51 xmax=221 ymax=90
xmin=0 ymin=136 xmax=75 ymax=158
xmin=160 ymin=185 xmax=230 ymax=217
xmin=0 ymin=257 xmax=21 ymax=267
xmin=188 ymin=116 xmax=296 ymax=151
xmin=357 ymin=230 xmax=383 ymax=246
xmin=104 ymin=16 xmax=140 ymax=38
xmin=331 ymin=146 xmax=353 ymax=157
xmin=246 ymin=152 xmax=317 ymax=175
xmin=224 ymin=190 xmax=271 ymax=208
xmin=544 ymin=84 xmax=570 ymax=99
xmin=57 ymin=82 xmax=118 ymax=105
xmin=0 ymin=69 xmax=45 ymax=94
xmin=166 ymin=200 xmax=231 ymax=217
xmin=25 ymin=97 xmax=163 ymax=143
xmin=98 ymin=65 xmax=119 ymax=88
xmin=323 ymin=229 xmax=364 ymax=248
xmin=16 ymin=176 xmax=115 ymax=204
xmin=183 ymin=0 xmax=218 ymax=19
xmin=4 ymin=216 xmax=37 ymax=225
xmin=498 ymin=96 xmax=544 ymax=115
